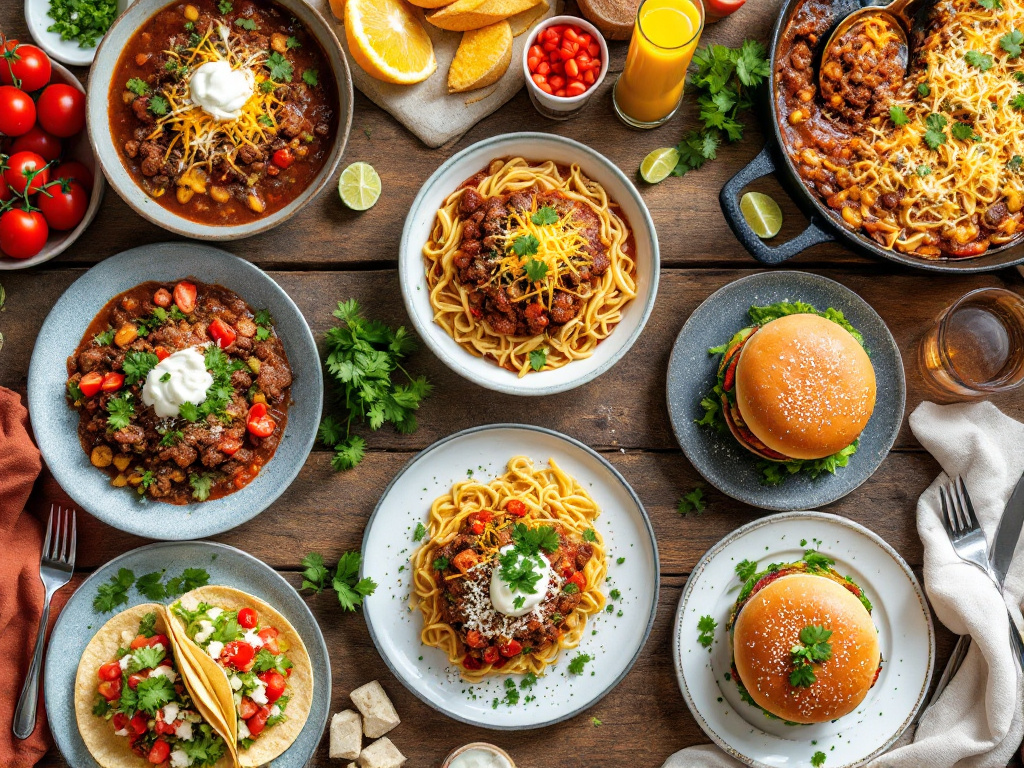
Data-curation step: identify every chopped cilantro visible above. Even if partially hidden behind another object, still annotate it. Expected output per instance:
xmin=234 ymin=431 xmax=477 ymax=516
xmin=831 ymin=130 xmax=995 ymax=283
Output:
xmin=147 ymin=95 xmax=169 ymax=116
xmin=531 ymin=205 xmax=559 ymax=226
xmin=126 ymin=78 xmax=149 ymax=96
xmin=567 ymin=653 xmax=591 ymax=674
xmin=302 ymin=68 xmax=318 ymax=87
xmin=511 ymin=234 xmax=540 ymax=258
xmin=1001 ymin=29 xmax=1024 ymax=58
xmin=524 ymin=258 xmax=548 ymax=282
xmin=529 ymin=347 xmax=548 ymax=372
xmin=965 ymin=50 xmax=994 ymax=71
xmin=676 ymin=486 xmax=706 ymax=516
xmin=235 ymin=17 xmax=256 ymax=29
xmin=413 ymin=522 xmax=428 ymax=542
xmin=924 ymin=113 xmax=948 ymax=149
xmin=735 ymin=559 xmax=758 ymax=581
xmin=188 ymin=473 xmax=215 ymax=502
xmin=582 ymin=528 xmax=597 ymax=542
xmin=93 ymin=568 xmax=135 ymax=613
xmin=266 ymin=52 xmax=293 ymax=82
xmin=889 ymin=105 xmax=909 ymax=126
xmin=106 ymin=393 xmax=135 ymax=431
xmin=697 ymin=614 xmax=717 ymax=648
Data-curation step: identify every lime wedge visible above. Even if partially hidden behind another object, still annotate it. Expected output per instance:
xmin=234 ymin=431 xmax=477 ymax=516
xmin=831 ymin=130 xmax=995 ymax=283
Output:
xmin=640 ymin=147 xmax=680 ymax=184
xmin=338 ymin=162 xmax=381 ymax=211
xmin=740 ymin=192 xmax=783 ymax=239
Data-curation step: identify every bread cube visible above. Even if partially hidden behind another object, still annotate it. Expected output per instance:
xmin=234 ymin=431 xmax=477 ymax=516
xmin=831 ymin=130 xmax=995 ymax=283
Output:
xmin=329 ymin=709 xmax=362 ymax=760
xmin=357 ymin=737 xmax=406 ymax=768
xmin=350 ymin=680 xmax=400 ymax=738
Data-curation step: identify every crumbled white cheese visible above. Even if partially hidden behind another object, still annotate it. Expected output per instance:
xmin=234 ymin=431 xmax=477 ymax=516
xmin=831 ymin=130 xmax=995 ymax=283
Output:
xmin=174 ymin=720 xmax=195 ymax=741
xmin=206 ymin=640 xmax=225 ymax=660
xmin=118 ymin=654 xmax=133 ymax=671
xmin=250 ymin=681 xmax=268 ymax=706
xmin=243 ymin=629 xmax=264 ymax=648
xmin=162 ymin=702 xmax=180 ymax=724
xmin=207 ymin=607 xmax=223 ymax=620
xmin=230 ymin=674 xmax=244 ymax=691
xmin=237 ymin=720 xmax=251 ymax=741
xmin=114 ymin=728 xmax=129 ymax=737
xmin=170 ymin=748 xmax=190 ymax=768
xmin=270 ymin=704 xmax=281 ymax=717
xmin=152 ymin=665 xmax=178 ymax=683
xmin=194 ymin=620 xmax=215 ymax=644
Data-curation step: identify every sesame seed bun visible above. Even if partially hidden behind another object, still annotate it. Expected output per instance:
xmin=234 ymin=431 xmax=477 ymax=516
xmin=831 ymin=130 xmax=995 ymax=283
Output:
xmin=733 ymin=314 xmax=876 ymax=461
xmin=732 ymin=573 xmax=881 ymax=724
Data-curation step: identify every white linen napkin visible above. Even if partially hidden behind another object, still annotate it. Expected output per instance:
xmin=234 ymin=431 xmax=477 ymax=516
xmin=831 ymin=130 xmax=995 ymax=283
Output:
xmin=663 ymin=401 xmax=1024 ymax=768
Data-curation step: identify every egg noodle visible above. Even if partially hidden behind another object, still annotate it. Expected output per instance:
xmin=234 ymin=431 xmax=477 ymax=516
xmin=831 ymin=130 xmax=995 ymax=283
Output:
xmin=422 ymin=158 xmax=637 ymax=376
xmin=842 ymin=0 xmax=1024 ymax=257
xmin=411 ymin=457 xmax=607 ymax=682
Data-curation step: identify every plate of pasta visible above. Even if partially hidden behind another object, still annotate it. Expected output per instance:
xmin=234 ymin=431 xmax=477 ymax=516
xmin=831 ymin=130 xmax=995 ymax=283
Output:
xmin=400 ymin=132 xmax=659 ymax=395
xmin=360 ymin=424 xmax=659 ymax=729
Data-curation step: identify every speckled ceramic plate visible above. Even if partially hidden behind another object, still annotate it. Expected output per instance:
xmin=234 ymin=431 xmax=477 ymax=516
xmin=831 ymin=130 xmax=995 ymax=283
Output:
xmin=674 ymin=511 xmax=934 ymax=768
xmin=27 ymin=243 xmax=322 ymax=539
xmin=666 ymin=271 xmax=905 ymax=511
xmin=44 ymin=541 xmax=330 ymax=768
xmin=361 ymin=424 xmax=659 ymax=729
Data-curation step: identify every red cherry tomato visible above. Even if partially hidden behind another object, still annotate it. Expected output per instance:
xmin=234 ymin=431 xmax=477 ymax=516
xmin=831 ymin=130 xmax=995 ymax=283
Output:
xmin=568 ymin=570 xmax=586 ymax=590
xmin=238 ymin=607 xmax=258 ymax=629
xmin=131 ymin=633 xmax=170 ymax=650
xmin=127 ymin=672 xmax=146 ymax=690
xmin=99 ymin=371 xmax=124 ymax=393
xmin=498 ymin=639 xmax=523 ymax=657
xmin=482 ymin=646 xmax=500 ymax=664
xmin=271 ymin=148 xmax=294 ymax=169
xmin=465 ymin=629 xmax=488 ymax=649
xmin=527 ymin=24 xmax=600 ymax=99
xmin=173 ymin=280 xmax=197 ymax=314
xmin=36 ymin=83 xmax=85 ymax=137
xmin=4 ymin=152 xmax=50 ymax=196
xmin=38 ymin=179 xmax=88 ymax=231
xmin=208 ymin=317 xmax=237 ymax=349
xmin=259 ymin=670 xmax=286 ymax=703
xmin=112 ymin=712 xmax=129 ymax=732
xmin=221 ymin=640 xmax=256 ymax=671
xmin=0 ymin=174 xmax=11 ymax=203
xmin=154 ymin=717 xmax=176 ymax=735
xmin=246 ymin=402 xmax=277 ymax=438
xmin=11 ymin=125 xmax=61 ymax=162
xmin=239 ymin=697 xmax=259 ymax=720
xmin=505 ymin=499 xmax=528 ymax=517
xmin=79 ymin=371 xmax=104 ymax=397
xmin=129 ymin=711 xmax=148 ymax=735
xmin=257 ymin=627 xmax=279 ymax=653
xmin=98 ymin=678 xmax=122 ymax=701
xmin=155 ymin=346 xmax=170 ymax=361
xmin=0 ymin=43 xmax=51 ymax=91
xmin=0 ymin=208 xmax=48 ymax=260
xmin=0 ymin=87 xmax=36 ymax=136
xmin=461 ymin=654 xmax=482 ymax=671
xmin=246 ymin=706 xmax=271 ymax=737
xmin=704 ymin=0 xmax=745 ymax=21
xmin=147 ymin=739 xmax=171 ymax=764
xmin=98 ymin=661 xmax=123 ymax=681
xmin=50 ymin=159 xmax=93 ymax=191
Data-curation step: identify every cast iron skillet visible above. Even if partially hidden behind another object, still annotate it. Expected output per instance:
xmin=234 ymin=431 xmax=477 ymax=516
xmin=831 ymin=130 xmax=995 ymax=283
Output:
xmin=719 ymin=0 xmax=1024 ymax=273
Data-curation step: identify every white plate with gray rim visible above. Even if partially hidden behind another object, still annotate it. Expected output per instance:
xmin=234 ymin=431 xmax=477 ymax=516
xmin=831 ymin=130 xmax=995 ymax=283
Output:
xmin=360 ymin=424 xmax=659 ymax=729
xmin=673 ymin=511 xmax=934 ymax=768
xmin=399 ymin=132 xmax=660 ymax=396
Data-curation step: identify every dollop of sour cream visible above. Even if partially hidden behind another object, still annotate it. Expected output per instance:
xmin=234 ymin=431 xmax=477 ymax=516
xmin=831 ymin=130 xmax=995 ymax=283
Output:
xmin=189 ymin=60 xmax=255 ymax=121
xmin=489 ymin=545 xmax=553 ymax=617
xmin=449 ymin=747 xmax=513 ymax=768
xmin=142 ymin=347 xmax=212 ymax=418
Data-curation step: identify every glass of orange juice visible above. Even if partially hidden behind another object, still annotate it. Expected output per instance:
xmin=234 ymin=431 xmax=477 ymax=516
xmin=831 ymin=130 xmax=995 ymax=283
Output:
xmin=613 ymin=0 xmax=705 ymax=129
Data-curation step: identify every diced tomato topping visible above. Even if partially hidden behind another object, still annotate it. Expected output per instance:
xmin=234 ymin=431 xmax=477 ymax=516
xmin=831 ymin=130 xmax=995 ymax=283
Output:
xmin=208 ymin=317 xmax=236 ymax=349
xmin=259 ymin=670 xmax=287 ymax=703
xmin=127 ymin=673 xmax=147 ymax=690
xmin=154 ymin=346 xmax=170 ymax=361
xmin=527 ymin=23 xmax=601 ymax=99
xmin=132 ymin=633 xmax=170 ymax=650
xmin=112 ymin=712 xmax=129 ymax=732
xmin=148 ymin=739 xmax=170 ymax=764
xmin=465 ymin=630 xmax=488 ymax=649
xmin=452 ymin=549 xmax=480 ymax=574
xmin=238 ymin=607 xmax=258 ymax=628
xmin=98 ymin=678 xmax=122 ymax=701
xmin=491 ymin=655 xmax=509 ymax=669
xmin=462 ymin=654 xmax=482 ymax=671
xmin=172 ymin=281 xmax=197 ymax=314
xmin=154 ymin=716 xmax=176 ymax=735
xmin=246 ymin=706 xmax=271 ymax=737
xmin=221 ymin=640 xmax=255 ymax=671
xmin=258 ymin=626 xmax=279 ymax=652
xmin=98 ymin=661 xmax=122 ymax=681
xmin=470 ymin=522 xmax=485 ymax=535
xmin=505 ymin=499 xmax=528 ymax=517
xmin=498 ymin=639 xmax=523 ymax=657
xmin=569 ymin=571 xmax=586 ymax=589
xmin=79 ymin=371 xmax=104 ymax=398
xmin=482 ymin=646 xmax=500 ymax=664
xmin=129 ymin=711 xmax=148 ymax=735
xmin=239 ymin=696 xmax=259 ymax=720
xmin=246 ymin=402 xmax=277 ymax=438
xmin=218 ymin=437 xmax=242 ymax=456
xmin=471 ymin=510 xmax=494 ymax=523
xmin=100 ymin=372 xmax=125 ymax=393
xmin=272 ymin=149 xmax=294 ymax=169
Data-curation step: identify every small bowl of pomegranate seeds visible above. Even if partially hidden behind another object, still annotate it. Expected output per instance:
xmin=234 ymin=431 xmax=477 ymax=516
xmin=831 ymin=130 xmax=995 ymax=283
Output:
xmin=523 ymin=16 xmax=609 ymax=120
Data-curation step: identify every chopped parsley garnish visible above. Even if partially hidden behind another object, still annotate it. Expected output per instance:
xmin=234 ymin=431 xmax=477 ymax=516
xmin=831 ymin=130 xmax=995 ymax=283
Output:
xmin=302 ymin=69 xmax=318 ymax=87
xmin=217 ymin=0 xmax=232 ymax=12
xmin=286 ymin=35 xmax=301 ymax=49
xmin=811 ymin=752 xmax=827 ymax=768
xmin=521 ymin=672 xmax=538 ymax=689
xmin=563 ymin=583 xmax=580 ymax=594
xmin=260 ymin=80 xmax=276 ymax=94
xmin=235 ymin=17 xmax=256 ymax=29
xmin=528 ymin=347 xmax=548 ymax=372
xmin=531 ymin=205 xmax=559 ymax=226
xmin=126 ymin=77 xmax=149 ymax=96
xmin=160 ymin=372 xmax=171 ymax=382
xmin=965 ymin=50 xmax=994 ymax=71
xmin=803 ymin=550 xmax=835 ymax=572
xmin=254 ymin=309 xmax=273 ymax=340
xmin=697 ymin=614 xmax=717 ymax=648
xmin=189 ymin=473 xmax=215 ymax=501
xmin=499 ymin=523 xmax=560 ymax=594
xmin=266 ymin=52 xmax=293 ymax=82
xmin=300 ymin=552 xmax=329 ymax=593
xmin=609 ymin=589 xmax=621 ymax=600
xmin=178 ymin=402 xmax=200 ymax=422
xmin=735 ymin=559 xmax=758 ymax=581
xmin=889 ymin=105 xmax=909 ymax=126
xmin=513 ymin=596 xmax=526 ymax=610
xmin=567 ymin=653 xmax=591 ymax=674
xmin=1011 ymin=94 xmax=1024 ymax=111
xmin=47 ymin=0 xmax=117 ymax=48
xmin=790 ymin=625 xmax=833 ymax=687
xmin=106 ymin=393 xmax=135 ymax=431
xmin=582 ymin=528 xmax=597 ymax=542
xmin=122 ymin=350 xmax=159 ymax=386
xmin=93 ymin=567 xmax=135 ymax=612
xmin=1001 ymin=29 xmax=1024 ymax=58
xmin=676 ymin=486 xmax=706 ymax=516
xmin=94 ymin=328 xmax=115 ymax=346
xmin=148 ymin=95 xmax=169 ymax=116
xmin=511 ymin=234 xmax=540 ymax=257
xmin=1009 ymin=155 xmax=1024 ymax=171
xmin=923 ymin=113 xmax=948 ymax=150
xmin=524 ymin=258 xmax=548 ymax=282
xmin=413 ymin=522 xmax=428 ymax=542
xmin=590 ymin=716 xmax=602 ymax=726
xmin=433 ymin=556 xmax=449 ymax=571
xmin=137 ymin=470 xmax=155 ymax=493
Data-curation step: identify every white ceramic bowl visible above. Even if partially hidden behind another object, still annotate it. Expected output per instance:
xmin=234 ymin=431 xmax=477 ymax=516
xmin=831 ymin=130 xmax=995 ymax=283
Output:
xmin=522 ymin=16 xmax=609 ymax=120
xmin=399 ymin=132 xmax=659 ymax=396
xmin=24 ymin=0 xmax=132 ymax=66
xmin=443 ymin=743 xmax=516 ymax=768
xmin=0 ymin=60 xmax=105 ymax=270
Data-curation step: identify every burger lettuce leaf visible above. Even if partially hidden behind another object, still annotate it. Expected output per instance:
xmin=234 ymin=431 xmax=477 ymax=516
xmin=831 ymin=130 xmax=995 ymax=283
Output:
xmin=746 ymin=301 xmax=865 ymax=348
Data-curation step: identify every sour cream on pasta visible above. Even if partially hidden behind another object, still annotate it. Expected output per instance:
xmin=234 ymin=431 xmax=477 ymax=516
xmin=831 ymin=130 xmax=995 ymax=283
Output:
xmin=489 ymin=545 xmax=553 ymax=617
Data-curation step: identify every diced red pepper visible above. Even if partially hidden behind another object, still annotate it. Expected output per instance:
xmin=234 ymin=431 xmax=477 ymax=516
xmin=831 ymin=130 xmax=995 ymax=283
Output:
xmin=238 ymin=607 xmax=258 ymax=628
xmin=154 ymin=346 xmax=170 ymax=361
xmin=272 ymin=149 xmax=294 ymax=169
xmin=482 ymin=646 xmax=500 ymax=664
xmin=98 ymin=661 xmax=122 ymax=681
xmin=208 ymin=317 xmax=236 ymax=349
xmin=246 ymin=402 xmax=277 ymax=438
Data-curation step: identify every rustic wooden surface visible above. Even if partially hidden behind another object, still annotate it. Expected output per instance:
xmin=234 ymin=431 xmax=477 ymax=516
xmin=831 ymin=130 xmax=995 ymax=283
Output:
xmin=2 ymin=0 xmax=1024 ymax=765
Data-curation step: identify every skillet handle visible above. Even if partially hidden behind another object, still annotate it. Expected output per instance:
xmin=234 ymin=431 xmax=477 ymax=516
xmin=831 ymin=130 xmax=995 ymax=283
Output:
xmin=719 ymin=145 xmax=835 ymax=266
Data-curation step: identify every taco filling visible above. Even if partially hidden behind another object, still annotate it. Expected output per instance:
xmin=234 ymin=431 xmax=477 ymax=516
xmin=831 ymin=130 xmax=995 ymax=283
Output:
xmin=171 ymin=602 xmax=294 ymax=748
xmin=90 ymin=611 xmax=230 ymax=768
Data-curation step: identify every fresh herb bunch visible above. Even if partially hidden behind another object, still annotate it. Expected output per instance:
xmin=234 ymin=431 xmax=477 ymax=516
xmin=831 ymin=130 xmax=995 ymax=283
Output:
xmin=318 ymin=300 xmax=432 ymax=470
xmin=696 ymin=301 xmax=866 ymax=486
xmin=300 ymin=550 xmax=377 ymax=612
xmin=46 ymin=0 xmax=117 ymax=49
xmin=672 ymin=41 xmax=771 ymax=177
xmin=93 ymin=566 xmax=210 ymax=612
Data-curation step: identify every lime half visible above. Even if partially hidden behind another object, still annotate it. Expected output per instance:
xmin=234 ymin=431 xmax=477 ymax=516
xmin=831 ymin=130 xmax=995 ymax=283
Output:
xmin=740 ymin=192 xmax=783 ymax=239
xmin=640 ymin=147 xmax=680 ymax=184
xmin=338 ymin=162 xmax=381 ymax=211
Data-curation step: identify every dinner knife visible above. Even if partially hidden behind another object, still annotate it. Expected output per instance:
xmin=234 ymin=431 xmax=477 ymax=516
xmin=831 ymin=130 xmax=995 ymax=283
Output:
xmin=991 ymin=469 xmax=1024 ymax=585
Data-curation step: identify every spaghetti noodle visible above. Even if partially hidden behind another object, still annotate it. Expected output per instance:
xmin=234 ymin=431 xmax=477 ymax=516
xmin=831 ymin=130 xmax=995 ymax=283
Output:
xmin=411 ymin=457 xmax=607 ymax=682
xmin=422 ymin=158 xmax=637 ymax=376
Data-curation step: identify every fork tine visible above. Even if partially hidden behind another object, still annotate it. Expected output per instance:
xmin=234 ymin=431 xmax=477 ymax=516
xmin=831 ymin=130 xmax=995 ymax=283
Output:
xmin=42 ymin=505 xmax=54 ymax=561
xmin=68 ymin=510 xmax=77 ymax=568
xmin=957 ymin=477 xmax=980 ymax=532
xmin=948 ymin=481 xmax=966 ymax=535
xmin=940 ymin=485 xmax=956 ymax=538
xmin=58 ymin=506 xmax=69 ymax=563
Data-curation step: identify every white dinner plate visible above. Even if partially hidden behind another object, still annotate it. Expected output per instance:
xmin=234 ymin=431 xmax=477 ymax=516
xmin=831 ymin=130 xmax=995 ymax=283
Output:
xmin=673 ymin=511 xmax=934 ymax=768
xmin=361 ymin=424 xmax=659 ymax=729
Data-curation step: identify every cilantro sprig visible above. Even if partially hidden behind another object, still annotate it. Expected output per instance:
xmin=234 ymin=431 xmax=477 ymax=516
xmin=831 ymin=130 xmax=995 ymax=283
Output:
xmin=676 ymin=486 xmax=706 ymax=516
xmin=498 ymin=523 xmax=560 ymax=595
xmin=299 ymin=550 xmax=377 ymax=612
xmin=93 ymin=567 xmax=208 ymax=613
xmin=697 ymin=615 xmax=717 ymax=649
xmin=789 ymin=625 xmax=833 ymax=687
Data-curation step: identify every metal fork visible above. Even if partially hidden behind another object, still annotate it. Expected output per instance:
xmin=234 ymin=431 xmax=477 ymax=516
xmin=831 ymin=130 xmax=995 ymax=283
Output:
xmin=12 ymin=505 xmax=76 ymax=740
xmin=926 ymin=478 xmax=1024 ymax=710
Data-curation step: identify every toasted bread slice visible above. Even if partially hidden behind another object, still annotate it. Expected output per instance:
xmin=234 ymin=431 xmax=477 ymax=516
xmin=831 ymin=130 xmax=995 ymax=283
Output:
xmin=577 ymin=0 xmax=639 ymax=40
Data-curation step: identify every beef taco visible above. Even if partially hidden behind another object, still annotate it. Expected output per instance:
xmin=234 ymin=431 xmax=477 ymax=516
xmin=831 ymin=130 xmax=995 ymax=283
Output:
xmin=167 ymin=586 xmax=313 ymax=767
xmin=74 ymin=604 xmax=236 ymax=768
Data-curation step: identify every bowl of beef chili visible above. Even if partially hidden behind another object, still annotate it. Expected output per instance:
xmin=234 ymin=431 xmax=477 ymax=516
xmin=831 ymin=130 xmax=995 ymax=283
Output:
xmin=86 ymin=0 xmax=352 ymax=240
xmin=27 ymin=242 xmax=322 ymax=539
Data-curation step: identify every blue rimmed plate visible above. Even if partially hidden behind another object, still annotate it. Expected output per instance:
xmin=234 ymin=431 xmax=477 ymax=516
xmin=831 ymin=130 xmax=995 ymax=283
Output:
xmin=27 ymin=243 xmax=322 ymax=539
xmin=44 ymin=541 xmax=331 ymax=768
xmin=666 ymin=271 xmax=906 ymax=511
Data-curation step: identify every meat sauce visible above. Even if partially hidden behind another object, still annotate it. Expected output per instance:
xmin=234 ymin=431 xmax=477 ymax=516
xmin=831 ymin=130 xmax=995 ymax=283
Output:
xmin=108 ymin=0 xmax=337 ymax=224
xmin=66 ymin=280 xmax=292 ymax=504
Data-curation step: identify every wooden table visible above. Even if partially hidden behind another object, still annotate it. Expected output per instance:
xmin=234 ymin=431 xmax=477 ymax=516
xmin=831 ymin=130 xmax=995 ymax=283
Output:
xmin=3 ymin=0 xmax=1023 ymax=765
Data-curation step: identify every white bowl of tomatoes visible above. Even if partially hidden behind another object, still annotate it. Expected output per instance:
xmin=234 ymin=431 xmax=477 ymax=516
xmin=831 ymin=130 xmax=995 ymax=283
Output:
xmin=0 ymin=41 xmax=104 ymax=269
xmin=522 ymin=17 xmax=609 ymax=121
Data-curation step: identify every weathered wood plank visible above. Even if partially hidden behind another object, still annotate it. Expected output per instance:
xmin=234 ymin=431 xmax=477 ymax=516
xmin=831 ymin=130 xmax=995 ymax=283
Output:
xmin=4 ymin=268 xmax=1021 ymax=452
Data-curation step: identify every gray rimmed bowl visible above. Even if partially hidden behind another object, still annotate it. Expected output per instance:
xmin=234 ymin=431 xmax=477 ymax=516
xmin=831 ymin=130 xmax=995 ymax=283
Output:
xmin=86 ymin=0 xmax=352 ymax=240
xmin=666 ymin=271 xmax=906 ymax=511
xmin=399 ymin=132 xmax=660 ymax=396
xmin=27 ymin=243 xmax=322 ymax=539
xmin=44 ymin=541 xmax=331 ymax=768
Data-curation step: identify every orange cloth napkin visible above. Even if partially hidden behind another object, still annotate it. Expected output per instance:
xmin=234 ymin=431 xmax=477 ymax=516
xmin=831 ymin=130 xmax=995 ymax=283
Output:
xmin=0 ymin=386 xmax=51 ymax=768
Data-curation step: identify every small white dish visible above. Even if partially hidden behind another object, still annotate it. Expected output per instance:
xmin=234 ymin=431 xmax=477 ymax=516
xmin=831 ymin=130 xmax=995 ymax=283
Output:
xmin=674 ymin=511 xmax=935 ymax=768
xmin=24 ymin=0 xmax=132 ymax=66
xmin=0 ymin=59 xmax=105 ymax=270
xmin=360 ymin=424 xmax=659 ymax=729
xmin=443 ymin=742 xmax=516 ymax=768
xmin=522 ymin=16 xmax=609 ymax=120
xmin=399 ymin=132 xmax=659 ymax=396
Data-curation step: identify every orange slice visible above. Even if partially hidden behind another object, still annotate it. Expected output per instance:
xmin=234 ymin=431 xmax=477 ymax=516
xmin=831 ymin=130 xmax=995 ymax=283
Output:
xmin=345 ymin=0 xmax=438 ymax=85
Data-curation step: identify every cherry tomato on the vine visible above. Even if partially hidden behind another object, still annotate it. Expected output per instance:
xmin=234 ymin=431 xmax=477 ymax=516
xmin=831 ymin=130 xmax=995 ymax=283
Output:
xmin=0 ymin=85 xmax=36 ymax=136
xmin=36 ymin=83 xmax=85 ymax=137
xmin=50 ymin=160 xmax=93 ymax=191
xmin=11 ymin=125 xmax=62 ymax=162
xmin=38 ymin=179 xmax=88 ymax=231
xmin=0 ymin=208 xmax=49 ymax=260
xmin=4 ymin=152 xmax=50 ymax=196
xmin=0 ymin=42 xmax=51 ymax=92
